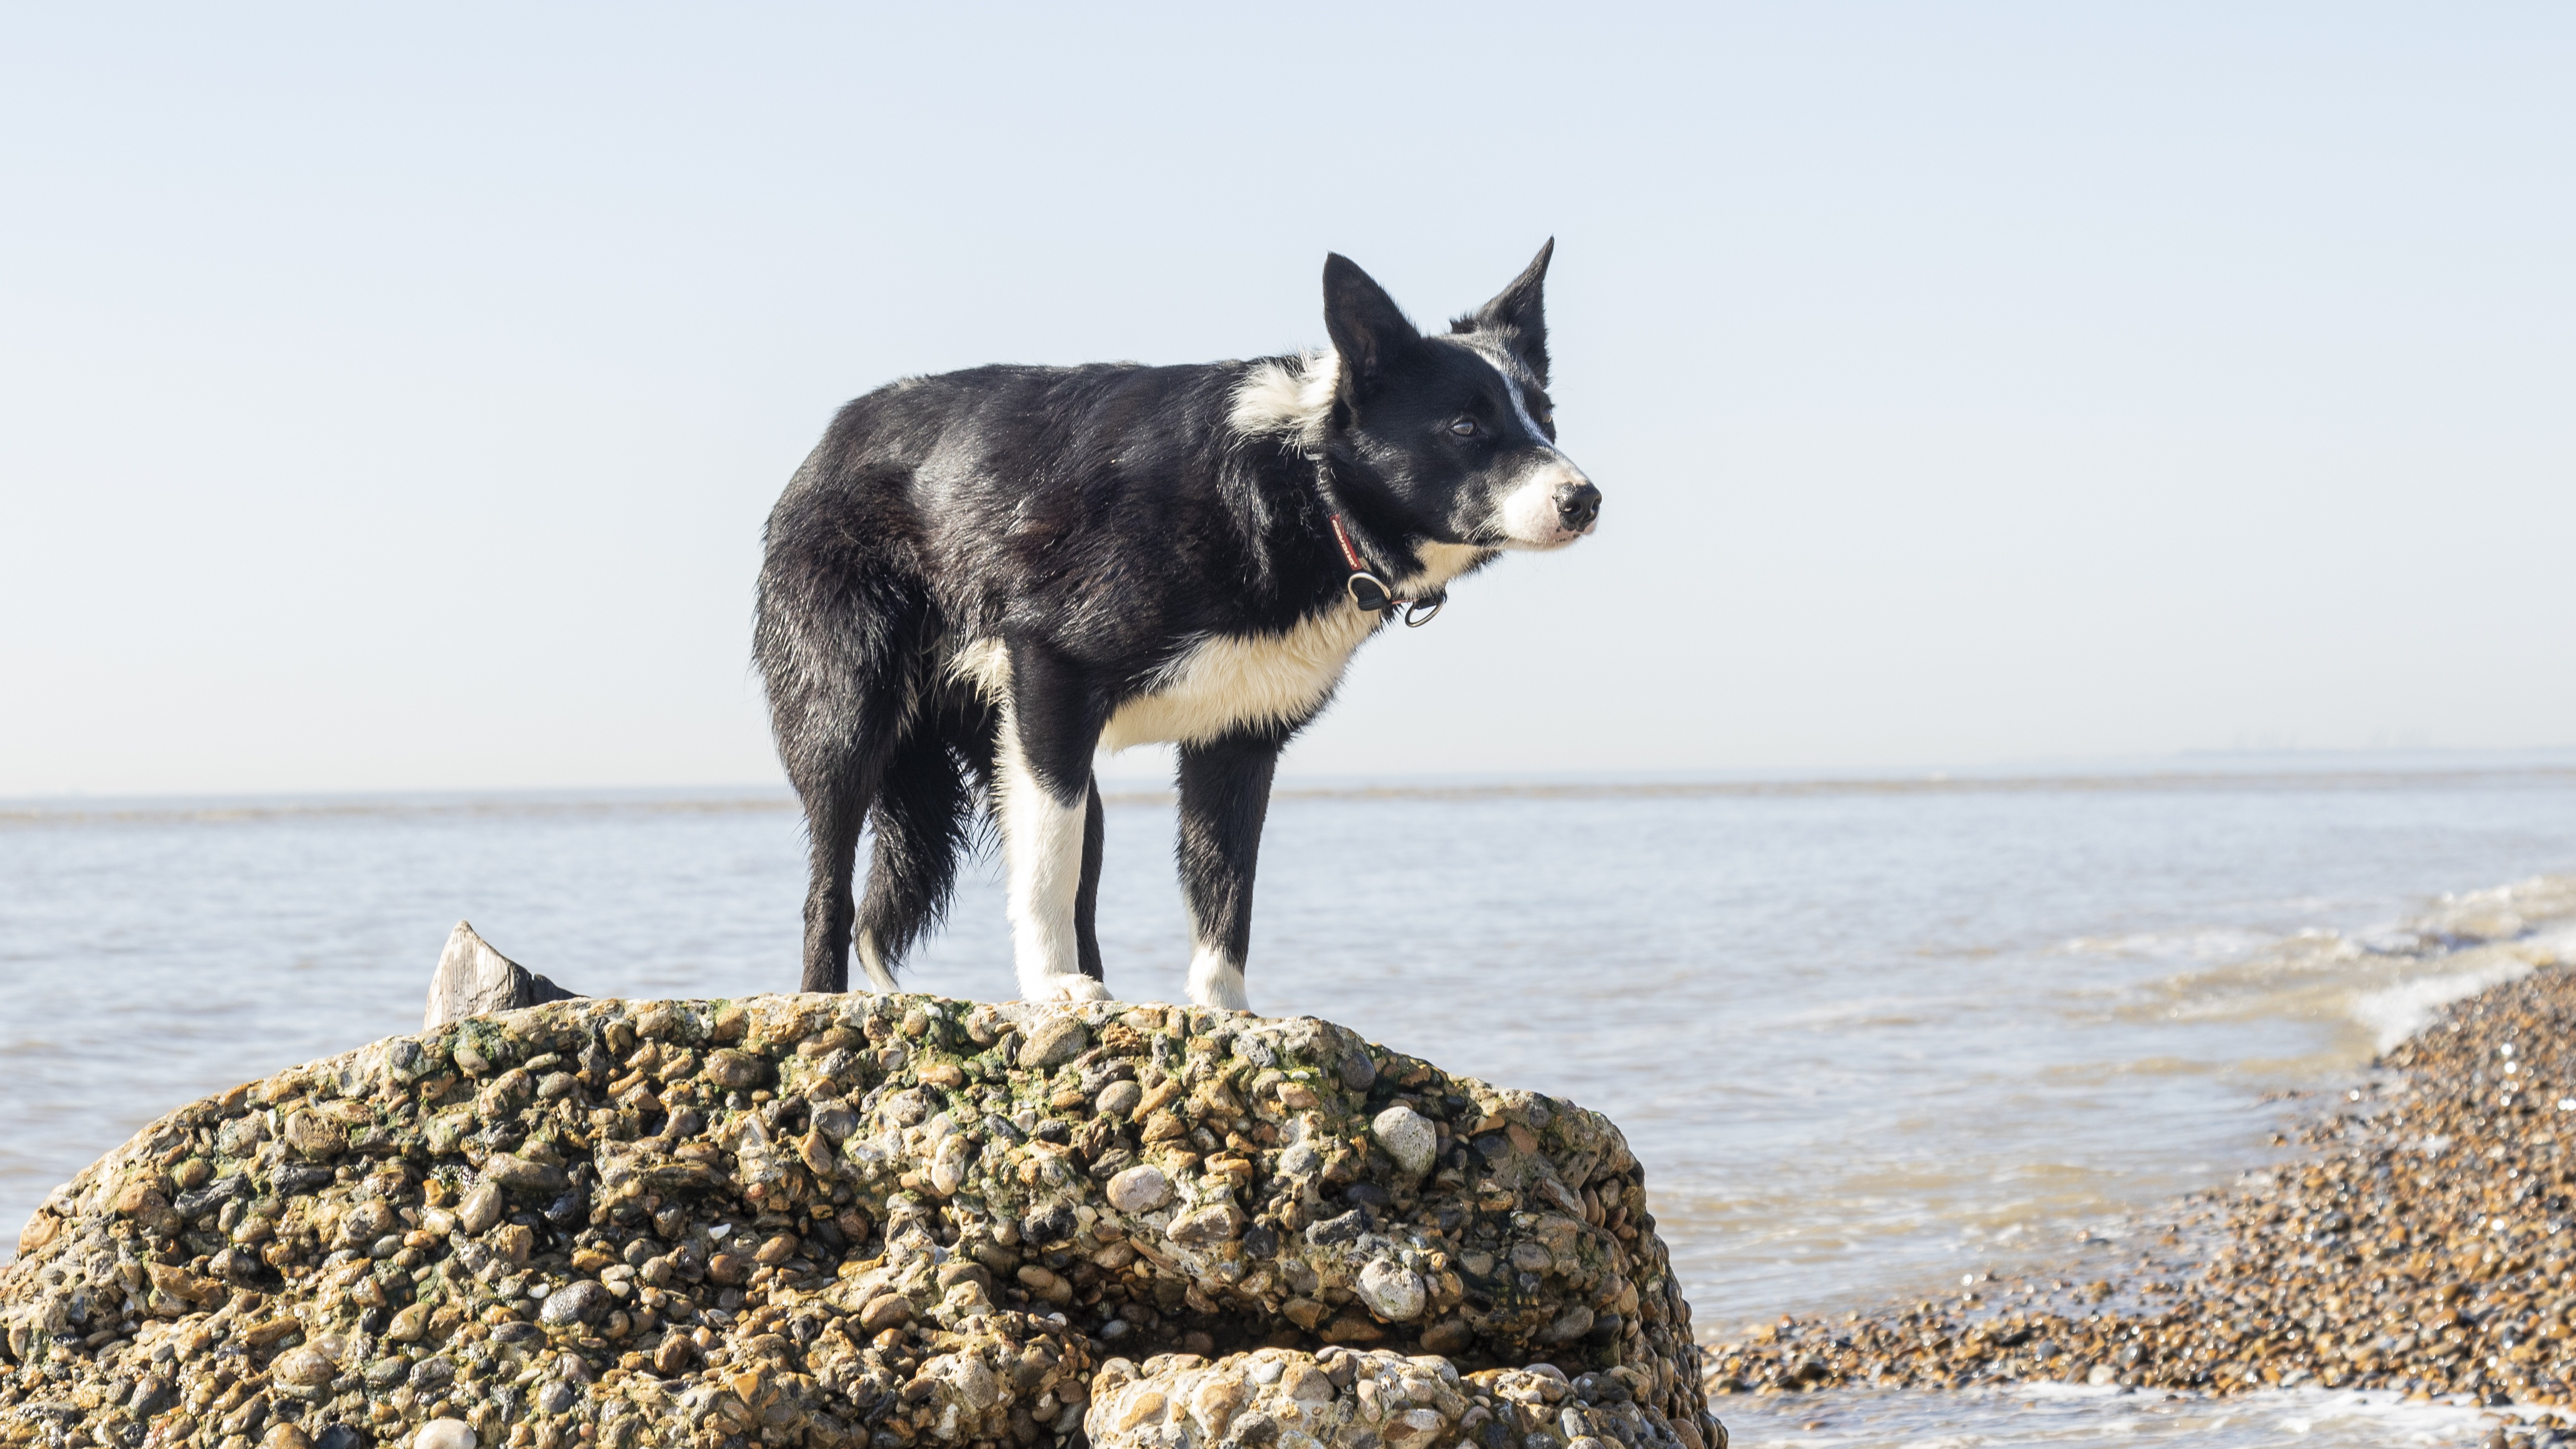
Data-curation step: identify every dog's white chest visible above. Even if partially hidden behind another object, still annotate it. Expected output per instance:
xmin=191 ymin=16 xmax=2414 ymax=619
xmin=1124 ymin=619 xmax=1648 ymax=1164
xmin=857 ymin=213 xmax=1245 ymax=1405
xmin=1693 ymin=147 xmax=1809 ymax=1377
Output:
xmin=945 ymin=543 xmax=1485 ymax=753
xmin=1098 ymin=607 xmax=1380 ymax=750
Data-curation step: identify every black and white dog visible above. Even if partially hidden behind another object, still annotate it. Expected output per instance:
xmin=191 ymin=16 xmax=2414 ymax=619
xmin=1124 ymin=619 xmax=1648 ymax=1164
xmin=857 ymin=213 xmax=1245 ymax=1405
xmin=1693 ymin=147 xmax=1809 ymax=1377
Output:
xmin=755 ymin=243 xmax=1600 ymax=1011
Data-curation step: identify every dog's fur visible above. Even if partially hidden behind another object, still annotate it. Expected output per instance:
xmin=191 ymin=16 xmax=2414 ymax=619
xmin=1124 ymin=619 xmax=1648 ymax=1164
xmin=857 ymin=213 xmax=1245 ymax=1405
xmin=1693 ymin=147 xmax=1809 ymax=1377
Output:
xmin=755 ymin=244 xmax=1600 ymax=1009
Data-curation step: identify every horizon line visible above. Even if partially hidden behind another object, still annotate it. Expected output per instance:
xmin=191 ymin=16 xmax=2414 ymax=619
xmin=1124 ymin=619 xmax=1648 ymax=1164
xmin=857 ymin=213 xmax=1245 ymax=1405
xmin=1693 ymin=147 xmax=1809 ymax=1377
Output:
xmin=10 ymin=756 xmax=2576 ymax=826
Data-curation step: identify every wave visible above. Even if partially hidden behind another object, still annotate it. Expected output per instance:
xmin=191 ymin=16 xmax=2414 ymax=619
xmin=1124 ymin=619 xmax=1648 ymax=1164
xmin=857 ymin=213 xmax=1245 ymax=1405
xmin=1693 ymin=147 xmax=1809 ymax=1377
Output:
xmin=2095 ymin=874 xmax=2576 ymax=1058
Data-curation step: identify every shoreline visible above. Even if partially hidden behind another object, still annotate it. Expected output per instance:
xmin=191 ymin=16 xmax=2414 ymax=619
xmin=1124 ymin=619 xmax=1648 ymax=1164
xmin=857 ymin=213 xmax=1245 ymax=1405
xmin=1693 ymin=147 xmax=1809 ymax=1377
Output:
xmin=1706 ymin=962 xmax=2576 ymax=1428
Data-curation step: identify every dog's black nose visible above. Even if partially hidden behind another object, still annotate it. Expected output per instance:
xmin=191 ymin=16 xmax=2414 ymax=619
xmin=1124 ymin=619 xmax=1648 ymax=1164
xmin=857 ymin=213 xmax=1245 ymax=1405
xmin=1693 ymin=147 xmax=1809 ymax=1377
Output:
xmin=1555 ymin=481 xmax=1602 ymax=533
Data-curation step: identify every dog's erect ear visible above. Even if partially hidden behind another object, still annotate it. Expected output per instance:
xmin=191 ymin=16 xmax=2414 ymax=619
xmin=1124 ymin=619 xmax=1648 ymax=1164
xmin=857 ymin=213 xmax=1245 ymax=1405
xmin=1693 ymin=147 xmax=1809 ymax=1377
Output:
xmin=1451 ymin=238 xmax=1553 ymax=385
xmin=1322 ymin=253 xmax=1421 ymax=394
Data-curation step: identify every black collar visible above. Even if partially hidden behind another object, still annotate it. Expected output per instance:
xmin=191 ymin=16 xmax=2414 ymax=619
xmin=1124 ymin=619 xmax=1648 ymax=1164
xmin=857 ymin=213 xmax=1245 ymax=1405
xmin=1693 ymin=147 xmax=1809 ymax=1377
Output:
xmin=1309 ymin=454 xmax=1444 ymax=628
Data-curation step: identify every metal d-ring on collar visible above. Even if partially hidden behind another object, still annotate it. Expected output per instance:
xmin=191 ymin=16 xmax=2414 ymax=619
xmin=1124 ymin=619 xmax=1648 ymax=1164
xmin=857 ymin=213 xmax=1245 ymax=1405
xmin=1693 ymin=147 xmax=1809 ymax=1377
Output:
xmin=1328 ymin=514 xmax=1442 ymax=627
xmin=1308 ymin=448 xmax=1443 ymax=627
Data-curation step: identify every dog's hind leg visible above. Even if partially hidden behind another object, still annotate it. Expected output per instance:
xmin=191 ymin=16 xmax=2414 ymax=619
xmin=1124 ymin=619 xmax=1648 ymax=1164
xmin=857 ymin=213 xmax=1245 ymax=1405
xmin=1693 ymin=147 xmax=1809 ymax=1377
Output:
xmin=1176 ymin=733 xmax=1283 ymax=1011
xmin=995 ymin=642 xmax=1114 ymax=1003
xmin=854 ymin=719 xmax=982 ymax=992
xmin=782 ymin=703 xmax=905 ymax=994
xmin=784 ymin=739 xmax=889 ymax=995
xmin=756 ymin=542 xmax=920 ymax=993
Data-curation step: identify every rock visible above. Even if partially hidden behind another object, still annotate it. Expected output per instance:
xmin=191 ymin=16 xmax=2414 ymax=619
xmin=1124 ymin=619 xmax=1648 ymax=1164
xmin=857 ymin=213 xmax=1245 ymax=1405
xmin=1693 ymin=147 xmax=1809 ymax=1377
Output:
xmin=860 ymin=1292 xmax=913 ymax=1332
xmin=482 ymin=1153 xmax=567 ymax=1197
xmin=1371 ymin=1104 xmax=1439 ymax=1176
xmin=539 ymin=1279 xmax=611 ymax=1327
xmin=15 ymin=1212 xmax=59 ymax=1255
xmin=1019 ymin=1014 xmax=1090 ymax=1068
xmin=147 ymin=1259 xmax=226 ymax=1306
xmin=1087 ymin=1349 xmax=1714 ymax=1449
xmin=413 ymin=1420 xmax=477 ymax=1449
xmin=456 ymin=1179 xmax=504 ymax=1235
xmin=1021 ymin=1201 xmax=1077 ymax=1245
xmin=653 ymin=1332 xmax=702 ymax=1374
xmin=421 ymin=919 xmax=579 ymax=1030
xmin=283 ymin=1107 xmax=347 ymax=1160
xmin=407 ymin=1357 xmax=456 ymax=1393
xmin=1339 ymin=1047 xmax=1377 ymax=1090
xmin=259 ymin=1425 xmax=313 ymax=1449
xmin=385 ymin=1301 xmax=431 ymax=1341
xmin=1169 ymin=1200 xmax=1244 ymax=1247
xmin=1538 ymin=1304 xmax=1596 ymax=1344
xmin=927 ymin=1351 xmax=1001 ymax=1411
xmin=271 ymin=1345 xmax=338 ymax=1389
xmin=1106 ymin=1164 xmax=1172 ymax=1213
xmin=1357 ymin=1259 xmax=1427 ymax=1321
xmin=2 ymin=983 xmax=1715 ymax=1449
xmin=704 ymin=1048 xmax=766 ymax=1089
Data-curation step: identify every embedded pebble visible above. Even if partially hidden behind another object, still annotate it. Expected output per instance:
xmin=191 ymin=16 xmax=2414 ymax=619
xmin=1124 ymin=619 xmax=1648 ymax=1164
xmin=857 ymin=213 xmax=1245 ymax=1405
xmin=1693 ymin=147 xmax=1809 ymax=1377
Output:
xmin=538 ymin=1278 xmax=609 ymax=1326
xmin=1107 ymin=1162 xmax=1173 ymax=1212
xmin=270 ymin=1345 xmax=337 ymax=1387
xmin=1019 ymin=1015 xmax=1089 ymax=1068
xmin=1358 ymin=1259 xmax=1428 ymax=1321
xmin=1372 ymin=1104 xmax=1440 ymax=1176
xmin=1098 ymin=1078 xmax=1144 ymax=1117
xmin=413 ymin=1420 xmax=476 ymax=1449
xmin=455 ymin=1180 xmax=504 ymax=1235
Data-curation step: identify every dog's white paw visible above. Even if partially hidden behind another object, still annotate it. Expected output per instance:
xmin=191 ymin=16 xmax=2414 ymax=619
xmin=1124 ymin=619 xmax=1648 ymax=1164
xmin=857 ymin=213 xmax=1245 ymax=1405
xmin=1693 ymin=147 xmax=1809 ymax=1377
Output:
xmin=1027 ymin=973 xmax=1114 ymax=1004
xmin=1186 ymin=949 xmax=1252 ymax=1012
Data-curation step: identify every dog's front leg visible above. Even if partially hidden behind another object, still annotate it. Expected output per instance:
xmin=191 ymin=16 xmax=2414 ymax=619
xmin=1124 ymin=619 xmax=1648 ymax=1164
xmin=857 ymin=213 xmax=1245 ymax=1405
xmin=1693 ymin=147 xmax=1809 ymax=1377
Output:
xmin=999 ymin=642 xmax=1115 ymax=1003
xmin=1075 ymin=774 xmax=1106 ymax=983
xmin=1176 ymin=733 xmax=1283 ymax=1011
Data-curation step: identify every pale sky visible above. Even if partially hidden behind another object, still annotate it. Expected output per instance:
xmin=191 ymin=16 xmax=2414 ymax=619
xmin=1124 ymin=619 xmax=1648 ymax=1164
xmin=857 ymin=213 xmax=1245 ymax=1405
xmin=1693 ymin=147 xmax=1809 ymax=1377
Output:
xmin=4 ymin=5 xmax=2570 ymax=797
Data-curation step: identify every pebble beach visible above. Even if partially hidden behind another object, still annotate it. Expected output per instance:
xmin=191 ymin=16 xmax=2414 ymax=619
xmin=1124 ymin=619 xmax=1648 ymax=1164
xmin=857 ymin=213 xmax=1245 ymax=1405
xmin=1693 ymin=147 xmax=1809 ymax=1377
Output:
xmin=1708 ymin=963 xmax=2576 ymax=1443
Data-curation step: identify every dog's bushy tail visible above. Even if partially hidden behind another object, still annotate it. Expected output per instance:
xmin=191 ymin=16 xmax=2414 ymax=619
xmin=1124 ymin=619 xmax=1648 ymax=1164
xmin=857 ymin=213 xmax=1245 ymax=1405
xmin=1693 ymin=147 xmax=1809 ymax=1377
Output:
xmin=856 ymin=689 xmax=995 ymax=978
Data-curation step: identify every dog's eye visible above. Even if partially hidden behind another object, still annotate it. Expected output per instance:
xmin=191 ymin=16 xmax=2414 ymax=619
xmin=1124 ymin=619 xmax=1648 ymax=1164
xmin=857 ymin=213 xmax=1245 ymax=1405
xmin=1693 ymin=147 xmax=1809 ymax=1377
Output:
xmin=1449 ymin=419 xmax=1478 ymax=438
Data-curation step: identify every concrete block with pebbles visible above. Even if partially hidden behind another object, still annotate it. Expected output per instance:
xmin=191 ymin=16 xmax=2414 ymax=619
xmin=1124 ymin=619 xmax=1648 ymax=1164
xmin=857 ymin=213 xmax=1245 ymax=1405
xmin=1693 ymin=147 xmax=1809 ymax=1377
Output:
xmin=2 ymin=990 xmax=1722 ymax=1449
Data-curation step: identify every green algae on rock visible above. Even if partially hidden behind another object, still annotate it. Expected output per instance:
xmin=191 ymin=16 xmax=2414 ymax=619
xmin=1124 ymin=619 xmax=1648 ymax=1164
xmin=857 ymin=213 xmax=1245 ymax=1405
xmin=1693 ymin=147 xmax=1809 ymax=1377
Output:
xmin=2 ymin=993 xmax=1719 ymax=1449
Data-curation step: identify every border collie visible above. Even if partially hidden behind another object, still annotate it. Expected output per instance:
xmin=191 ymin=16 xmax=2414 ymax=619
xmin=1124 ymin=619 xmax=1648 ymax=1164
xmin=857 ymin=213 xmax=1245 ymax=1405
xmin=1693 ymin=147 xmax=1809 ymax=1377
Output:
xmin=755 ymin=243 xmax=1600 ymax=1010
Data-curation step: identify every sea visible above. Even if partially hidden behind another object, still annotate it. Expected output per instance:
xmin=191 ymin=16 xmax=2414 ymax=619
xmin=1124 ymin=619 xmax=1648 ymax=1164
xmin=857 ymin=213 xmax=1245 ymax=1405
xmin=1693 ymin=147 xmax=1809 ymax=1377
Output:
xmin=7 ymin=754 xmax=2576 ymax=1447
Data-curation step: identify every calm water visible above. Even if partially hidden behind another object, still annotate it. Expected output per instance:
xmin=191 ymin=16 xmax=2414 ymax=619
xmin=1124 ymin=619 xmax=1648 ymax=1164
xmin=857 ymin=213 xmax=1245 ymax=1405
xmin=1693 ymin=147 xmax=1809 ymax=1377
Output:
xmin=8 ymin=763 xmax=2576 ymax=1446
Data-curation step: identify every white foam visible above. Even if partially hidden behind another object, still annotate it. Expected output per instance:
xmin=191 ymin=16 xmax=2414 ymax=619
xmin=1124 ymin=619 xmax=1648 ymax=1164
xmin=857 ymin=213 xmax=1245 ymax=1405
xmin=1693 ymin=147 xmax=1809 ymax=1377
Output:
xmin=2336 ymin=883 xmax=2576 ymax=1050
xmin=2351 ymin=951 xmax=2540 ymax=1052
xmin=1716 ymin=1380 xmax=2513 ymax=1448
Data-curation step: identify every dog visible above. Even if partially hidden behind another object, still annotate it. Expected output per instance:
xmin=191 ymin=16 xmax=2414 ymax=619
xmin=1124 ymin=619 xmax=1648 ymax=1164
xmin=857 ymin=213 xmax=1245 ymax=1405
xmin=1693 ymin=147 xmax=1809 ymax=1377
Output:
xmin=754 ymin=242 xmax=1600 ymax=1010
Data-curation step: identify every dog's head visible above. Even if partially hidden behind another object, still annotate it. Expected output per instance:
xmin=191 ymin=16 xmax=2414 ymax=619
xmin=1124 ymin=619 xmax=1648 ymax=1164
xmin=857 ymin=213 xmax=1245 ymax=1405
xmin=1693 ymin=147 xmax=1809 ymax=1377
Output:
xmin=1317 ymin=241 xmax=1600 ymax=552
